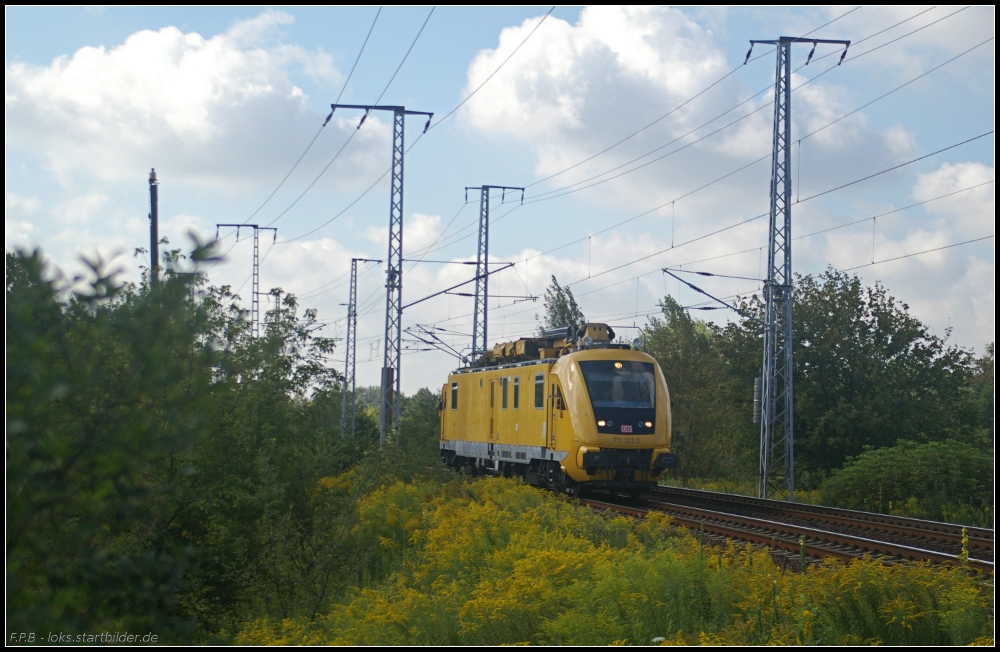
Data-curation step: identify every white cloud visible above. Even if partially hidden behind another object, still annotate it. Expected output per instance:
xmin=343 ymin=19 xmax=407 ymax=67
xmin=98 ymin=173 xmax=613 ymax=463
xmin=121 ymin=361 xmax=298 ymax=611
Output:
xmin=50 ymin=192 xmax=111 ymax=224
xmin=818 ymin=6 xmax=995 ymax=83
xmin=912 ymin=161 xmax=995 ymax=237
xmin=461 ymin=7 xmax=728 ymax=167
xmin=459 ymin=6 xmax=921 ymax=224
xmin=5 ymin=11 xmax=382 ymax=192
xmin=5 ymin=193 xmax=41 ymax=247
xmin=365 ymin=211 xmax=447 ymax=255
xmin=5 ymin=192 xmax=40 ymax=216
xmin=5 ymin=219 xmax=37 ymax=249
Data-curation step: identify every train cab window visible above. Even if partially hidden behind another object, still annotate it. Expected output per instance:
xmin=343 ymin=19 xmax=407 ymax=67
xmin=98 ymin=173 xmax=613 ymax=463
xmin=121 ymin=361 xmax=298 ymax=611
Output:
xmin=513 ymin=377 xmax=520 ymax=409
xmin=501 ymin=377 xmax=508 ymax=409
xmin=553 ymin=384 xmax=565 ymax=411
xmin=534 ymin=373 xmax=544 ymax=409
xmin=451 ymin=382 xmax=458 ymax=410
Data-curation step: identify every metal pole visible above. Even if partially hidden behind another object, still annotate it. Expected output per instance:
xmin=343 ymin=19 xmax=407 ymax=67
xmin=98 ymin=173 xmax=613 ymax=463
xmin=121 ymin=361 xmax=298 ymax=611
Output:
xmin=750 ymin=36 xmax=849 ymax=500
xmin=467 ymin=185 xmax=523 ymax=362
xmin=149 ymin=169 xmax=159 ymax=284
xmin=328 ymin=104 xmax=432 ymax=449
xmin=216 ymin=223 xmax=277 ymax=338
xmin=252 ymin=227 xmax=260 ymax=338
xmin=472 ymin=187 xmax=489 ymax=360
xmin=341 ymin=259 xmax=359 ymax=439
xmin=340 ymin=258 xmax=380 ymax=439
xmin=380 ymin=109 xmax=405 ymax=449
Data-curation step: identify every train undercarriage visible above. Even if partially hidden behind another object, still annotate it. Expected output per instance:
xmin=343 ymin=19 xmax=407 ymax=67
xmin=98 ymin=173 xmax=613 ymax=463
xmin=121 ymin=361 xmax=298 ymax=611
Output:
xmin=440 ymin=449 xmax=664 ymax=498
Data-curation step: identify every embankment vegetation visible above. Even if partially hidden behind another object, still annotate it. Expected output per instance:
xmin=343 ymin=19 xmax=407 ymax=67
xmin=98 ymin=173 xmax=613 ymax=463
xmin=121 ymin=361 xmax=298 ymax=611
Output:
xmin=6 ymin=247 xmax=993 ymax=643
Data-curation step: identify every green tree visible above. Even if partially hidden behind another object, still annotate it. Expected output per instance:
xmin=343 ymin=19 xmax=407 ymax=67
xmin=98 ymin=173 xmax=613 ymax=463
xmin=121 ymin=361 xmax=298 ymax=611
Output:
xmin=398 ymin=387 xmax=443 ymax=463
xmin=644 ymin=297 xmax=752 ymax=482
xmin=537 ymin=275 xmax=586 ymax=334
xmin=7 ymin=247 xmax=216 ymax=639
xmin=170 ymin=282 xmax=370 ymax=631
xmin=791 ymin=270 xmax=976 ymax=475
xmin=955 ymin=342 xmax=994 ymax=454
xmin=716 ymin=269 xmax=984 ymax=482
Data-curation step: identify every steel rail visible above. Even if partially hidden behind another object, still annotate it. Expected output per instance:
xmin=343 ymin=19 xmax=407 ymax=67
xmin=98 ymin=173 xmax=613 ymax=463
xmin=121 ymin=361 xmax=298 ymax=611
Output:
xmin=581 ymin=497 xmax=993 ymax=574
xmin=649 ymin=486 xmax=994 ymax=555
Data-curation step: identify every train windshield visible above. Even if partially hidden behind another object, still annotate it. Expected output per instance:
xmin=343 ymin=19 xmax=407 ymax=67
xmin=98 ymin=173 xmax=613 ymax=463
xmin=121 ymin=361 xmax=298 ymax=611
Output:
xmin=579 ymin=360 xmax=655 ymax=409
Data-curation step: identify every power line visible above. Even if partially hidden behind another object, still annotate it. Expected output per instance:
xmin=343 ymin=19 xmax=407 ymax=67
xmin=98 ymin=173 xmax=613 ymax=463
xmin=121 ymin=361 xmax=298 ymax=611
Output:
xmin=371 ymin=7 xmax=435 ymax=107
xmin=377 ymin=223 xmax=993 ymax=356
xmin=563 ymin=179 xmax=997 ymax=301
xmin=281 ymin=4 xmax=938 ymax=257
xmin=428 ymin=7 xmax=555 ymax=131
xmin=798 ymin=131 xmax=993 ymax=204
xmin=392 ymin=10 xmax=874 ymax=264
xmin=336 ymin=7 xmax=383 ymax=105
xmin=418 ymin=137 xmax=993 ymax=332
xmin=282 ymin=9 xmax=552 ymax=244
xmin=242 ymin=8 xmax=382 ymax=227
xmin=402 ymin=222 xmax=994 ymax=355
xmin=796 ymin=179 xmax=995 ymax=241
xmin=524 ymin=6 xmax=862 ymax=190
xmin=521 ymin=15 xmax=986 ymax=207
xmin=443 ymin=130 xmax=993 ymax=330
xmin=558 ymin=130 xmax=993 ymax=288
xmin=499 ymin=32 xmax=996 ymax=269
xmin=841 ymin=235 xmax=994 ymax=271
xmin=799 ymin=33 xmax=992 ymax=144
xmin=260 ymin=9 xmax=432 ymax=235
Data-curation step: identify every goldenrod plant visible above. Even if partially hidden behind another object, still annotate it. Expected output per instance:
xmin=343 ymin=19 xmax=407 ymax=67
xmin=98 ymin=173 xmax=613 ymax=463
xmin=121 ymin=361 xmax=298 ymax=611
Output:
xmin=236 ymin=477 xmax=993 ymax=646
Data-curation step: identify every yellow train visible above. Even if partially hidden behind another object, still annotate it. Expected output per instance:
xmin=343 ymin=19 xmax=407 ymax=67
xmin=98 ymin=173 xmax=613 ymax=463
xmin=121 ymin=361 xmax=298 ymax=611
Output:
xmin=439 ymin=323 xmax=677 ymax=495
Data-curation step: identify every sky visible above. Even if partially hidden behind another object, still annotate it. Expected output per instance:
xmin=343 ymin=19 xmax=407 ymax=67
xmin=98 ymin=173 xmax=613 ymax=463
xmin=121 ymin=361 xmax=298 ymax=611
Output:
xmin=6 ymin=6 xmax=995 ymax=395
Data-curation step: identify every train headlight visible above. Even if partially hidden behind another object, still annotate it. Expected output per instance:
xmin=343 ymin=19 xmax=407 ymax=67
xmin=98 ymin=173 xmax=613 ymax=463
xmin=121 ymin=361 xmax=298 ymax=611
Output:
xmin=614 ymin=361 xmax=623 ymax=369
xmin=645 ymin=421 xmax=653 ymax=428
xmin=597 ymin=420 xmax=606 ymax=427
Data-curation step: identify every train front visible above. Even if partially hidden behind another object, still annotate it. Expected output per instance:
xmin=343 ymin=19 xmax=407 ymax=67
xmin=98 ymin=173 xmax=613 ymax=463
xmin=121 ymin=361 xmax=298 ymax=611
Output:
xmin=557 ymin=349 xmax=677 ymax=491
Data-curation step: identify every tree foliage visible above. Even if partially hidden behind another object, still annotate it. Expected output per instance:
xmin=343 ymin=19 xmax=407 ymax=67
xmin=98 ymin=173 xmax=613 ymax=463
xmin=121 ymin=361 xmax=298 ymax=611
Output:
xmin=7 ymin=246 xmax=993 ymax=641
xmin=537 ymin=275 xmax=585 ymax=334
xmin=6 ymin=245 xmax=445 ymax=641
xmin=643 ymin=269 xmax=993 ymax=497
xmin=7 ymin=248 xmax=216 ymax=638
xmin=643 ymin=297 xmax=749 ymax=481
xmin=789 ymin=271 xmax=980 ymax=473
xmin=818 ymin=439 xmax=993 ymax=525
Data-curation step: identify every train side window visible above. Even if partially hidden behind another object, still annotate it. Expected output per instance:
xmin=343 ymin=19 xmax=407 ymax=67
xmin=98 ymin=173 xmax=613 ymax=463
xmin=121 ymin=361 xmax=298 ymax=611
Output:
xmin=451 ymin=382 xmax=458 ymax=410
xmin=534 ymin=373 xmax=544 ymax=409
xmin=501 ymin=377 xmax=508 ymax=409
xmin=513 ymin=377 xmax=520 ymax=409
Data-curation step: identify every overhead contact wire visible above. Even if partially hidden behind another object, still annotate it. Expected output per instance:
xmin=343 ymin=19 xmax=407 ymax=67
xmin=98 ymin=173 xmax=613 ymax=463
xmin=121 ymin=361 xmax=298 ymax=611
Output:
xmin=247 ymin=8 xmax=382 ymax=228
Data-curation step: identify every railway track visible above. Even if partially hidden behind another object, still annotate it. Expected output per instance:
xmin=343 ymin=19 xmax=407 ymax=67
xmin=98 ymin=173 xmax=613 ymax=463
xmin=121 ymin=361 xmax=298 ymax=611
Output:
xmin=581 ymin=486 xmax=994 ymax=573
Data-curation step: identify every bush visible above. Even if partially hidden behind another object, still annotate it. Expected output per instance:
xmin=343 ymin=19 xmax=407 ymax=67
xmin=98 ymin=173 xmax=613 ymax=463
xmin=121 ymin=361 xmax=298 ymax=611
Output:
xmin=236 ymin=477 xmax=994 ymax=645
xmin=819 ymin=440 xmax=993 ymax=525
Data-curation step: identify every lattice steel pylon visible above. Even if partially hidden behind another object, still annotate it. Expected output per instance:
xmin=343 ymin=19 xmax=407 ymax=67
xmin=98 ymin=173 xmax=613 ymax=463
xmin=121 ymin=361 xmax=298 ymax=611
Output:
xmin=340 ymin=258 xmax=380 ymax=439
xmin=216 ymin=223 xmax=277 ymax=338
xmin=329 ymin=104 xmax=432 ymax=449
xmin=749 ymin=36 xmax=849 ymax=500
xmin=466 ymin=185 xmax=524 ymax=362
